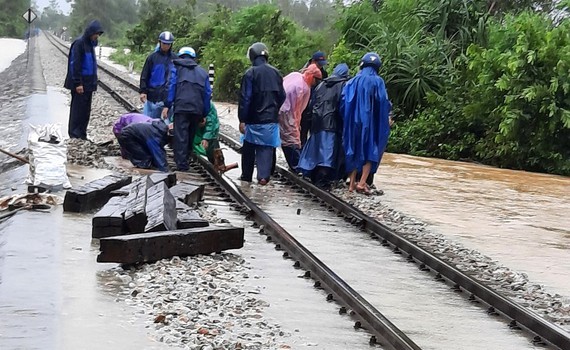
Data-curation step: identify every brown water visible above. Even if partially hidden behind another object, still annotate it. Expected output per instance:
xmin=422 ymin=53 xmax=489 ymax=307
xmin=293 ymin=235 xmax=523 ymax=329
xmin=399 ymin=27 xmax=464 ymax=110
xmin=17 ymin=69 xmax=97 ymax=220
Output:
xmin=216 ymin=100 xmax=570 ymax=296
xmin=376 ymin=153 xmax=570 ymax=296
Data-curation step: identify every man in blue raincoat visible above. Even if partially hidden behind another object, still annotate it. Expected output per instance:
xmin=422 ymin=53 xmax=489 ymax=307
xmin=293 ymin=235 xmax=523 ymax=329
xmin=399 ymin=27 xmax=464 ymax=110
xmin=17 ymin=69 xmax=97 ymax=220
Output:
xmin=64 ymin=20 xmax=104 ymax=139
xmin=164 ymin=46 xmax=211 ymax=171
xmin=139 ymin=31 xmax=176 ymax=119
xmin=238 ymin=42 xmax=286 ymax=185
xmin=341 ymin=52 xmax=391 ymax=195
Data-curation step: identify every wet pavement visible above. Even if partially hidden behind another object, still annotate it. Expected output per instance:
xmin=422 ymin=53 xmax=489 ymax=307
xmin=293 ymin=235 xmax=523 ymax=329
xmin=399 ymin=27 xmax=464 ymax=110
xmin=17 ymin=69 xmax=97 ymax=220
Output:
xmin=208 ymin=198 xmax=380 ymax=349
xmin=0 ymin=164 xmax=175 ymax=350
xmin=376 ymin=154 xmax=570 ymax=296
xmin=0 ymin=39 xmax=172 ymax=349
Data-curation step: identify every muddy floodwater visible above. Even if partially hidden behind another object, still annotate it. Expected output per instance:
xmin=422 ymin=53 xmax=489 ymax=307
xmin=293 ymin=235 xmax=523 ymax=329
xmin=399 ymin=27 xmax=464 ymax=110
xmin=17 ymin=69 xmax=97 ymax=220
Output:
xmin=216 ymin=101 xmax=570 ymax=299
xmin=376 ymin=154 xmax=570 ymax=296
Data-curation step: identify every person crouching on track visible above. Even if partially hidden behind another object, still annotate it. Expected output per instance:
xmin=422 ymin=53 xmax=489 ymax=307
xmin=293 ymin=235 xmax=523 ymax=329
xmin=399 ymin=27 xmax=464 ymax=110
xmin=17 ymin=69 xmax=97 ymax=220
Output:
xmin=279 ymin=64 xmax=322 ymax=171
xmin=112 ymin=112 xmax=152 ymax=159
xmin=117 ymin=119 xmax=169 ymax=172
xmin=164 ymin=46 xmax=212 ymax=172
xmin=238 ymin=42 xmax=286 ymax=186
xmin=297 ymin=63 xmax=350 ymax=189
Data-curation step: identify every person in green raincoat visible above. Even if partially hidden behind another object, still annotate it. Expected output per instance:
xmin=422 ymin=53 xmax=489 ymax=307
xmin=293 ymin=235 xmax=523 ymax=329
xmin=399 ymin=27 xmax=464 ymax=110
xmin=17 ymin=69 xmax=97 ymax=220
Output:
xmin=192 ymin=101 xmax=220 ymax=164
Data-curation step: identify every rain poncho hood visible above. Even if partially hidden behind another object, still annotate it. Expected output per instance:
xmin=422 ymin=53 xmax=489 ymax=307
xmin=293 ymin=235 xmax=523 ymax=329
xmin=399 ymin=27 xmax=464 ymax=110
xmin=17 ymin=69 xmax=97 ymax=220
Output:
xmin=332 ymin=63 xmax=349 ymax=79
xmin=173 ymin=57 xmax=198 ymax=69
xmin=302 ymin=64 xmax=322 ymax=87
xmin=83 ymin=20 xmax=103 ymax=46
xmin=113 ymin=113 xmax=152 ymax=136
xmin=279 ymin=72 xmax=311 ymax=148
xmin=341 ymin=66 xmax=391 ymax=174
xmin=324 ymin=63 xmax=350 ymax=88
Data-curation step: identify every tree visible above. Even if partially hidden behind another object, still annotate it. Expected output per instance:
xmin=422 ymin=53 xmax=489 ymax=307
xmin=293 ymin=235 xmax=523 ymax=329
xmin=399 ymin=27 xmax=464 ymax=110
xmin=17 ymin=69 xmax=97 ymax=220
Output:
xmin=66 ymin=0 xmax=138 ymax=39
xmin=0 ymin=0 xmax=30 ymax=38
xmin=37 ymin=0 xmax=68 ymax=31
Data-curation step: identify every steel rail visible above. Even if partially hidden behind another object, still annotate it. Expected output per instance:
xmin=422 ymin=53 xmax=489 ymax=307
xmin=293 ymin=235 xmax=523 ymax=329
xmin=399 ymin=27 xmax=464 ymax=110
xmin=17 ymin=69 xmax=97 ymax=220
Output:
xmin=193 ymin=154 xmax=422 ymax=350
xmin=97 ymin=79 xmax=138 ymax=112
xmin=218 ymin=132 xmax=570 ymax=350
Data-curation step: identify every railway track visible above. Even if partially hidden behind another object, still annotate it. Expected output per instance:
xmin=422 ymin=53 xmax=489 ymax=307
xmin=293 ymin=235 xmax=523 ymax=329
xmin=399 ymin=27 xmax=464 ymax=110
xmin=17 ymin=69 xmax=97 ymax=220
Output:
xmin=43 ymin=31 xmax=570 ymax=349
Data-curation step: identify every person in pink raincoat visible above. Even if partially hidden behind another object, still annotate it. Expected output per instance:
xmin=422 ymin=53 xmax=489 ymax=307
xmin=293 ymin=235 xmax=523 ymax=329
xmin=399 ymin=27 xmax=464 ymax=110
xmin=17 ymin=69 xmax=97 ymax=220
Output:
xmin=279 ymin=64 xmax=322 ymax=170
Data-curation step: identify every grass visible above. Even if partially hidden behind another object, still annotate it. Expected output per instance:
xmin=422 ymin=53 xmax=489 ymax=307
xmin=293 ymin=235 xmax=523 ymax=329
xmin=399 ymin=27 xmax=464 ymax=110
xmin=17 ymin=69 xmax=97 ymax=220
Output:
xmin=109 ymin=48 xmax=147 ymax=75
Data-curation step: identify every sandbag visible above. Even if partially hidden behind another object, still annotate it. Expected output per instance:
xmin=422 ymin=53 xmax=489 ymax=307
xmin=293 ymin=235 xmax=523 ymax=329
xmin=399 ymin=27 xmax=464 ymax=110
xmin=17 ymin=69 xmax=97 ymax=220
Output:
xmin=25 ymin=124 xmax=71 ymax=189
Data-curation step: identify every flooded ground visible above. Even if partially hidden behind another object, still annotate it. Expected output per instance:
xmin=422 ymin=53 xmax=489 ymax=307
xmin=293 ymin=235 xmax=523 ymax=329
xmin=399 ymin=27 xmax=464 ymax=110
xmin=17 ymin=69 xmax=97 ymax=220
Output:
xmin=0 ymin=164 xmax=174 ymax=350
xmin=1 ymin=35 xmax=568 ymax=349
xmin=376 ymin=154 xmax=570 ymax=296
xmin=216 ymin=102 xmax=570 ymax=299
xmin=218 ymin=147 xmax=543 ymax=350
xmin=0 ymin=38 xmax=25 ymax=73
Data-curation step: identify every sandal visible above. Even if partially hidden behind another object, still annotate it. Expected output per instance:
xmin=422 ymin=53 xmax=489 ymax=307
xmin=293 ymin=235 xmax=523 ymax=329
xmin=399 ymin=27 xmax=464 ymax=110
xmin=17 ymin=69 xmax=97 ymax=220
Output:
xmin=355 ymin=184 xmax=371 ymax=196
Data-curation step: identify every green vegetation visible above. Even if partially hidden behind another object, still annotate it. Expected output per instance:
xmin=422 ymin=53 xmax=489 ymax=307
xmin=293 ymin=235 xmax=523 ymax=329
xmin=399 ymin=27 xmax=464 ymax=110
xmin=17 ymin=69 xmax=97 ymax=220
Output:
xmin=0 ymin=0 xmax=30 ymax=38
xmin=31 ymin=0 xmax=570 ymax=175
xmin=333 ymin=0 xmax=569 ymax=175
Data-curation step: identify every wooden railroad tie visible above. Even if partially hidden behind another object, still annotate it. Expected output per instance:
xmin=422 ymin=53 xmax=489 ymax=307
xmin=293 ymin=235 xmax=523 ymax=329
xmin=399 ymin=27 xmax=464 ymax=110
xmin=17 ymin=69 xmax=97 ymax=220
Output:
xmin=97 ymin=225 xmax=244 ymax=264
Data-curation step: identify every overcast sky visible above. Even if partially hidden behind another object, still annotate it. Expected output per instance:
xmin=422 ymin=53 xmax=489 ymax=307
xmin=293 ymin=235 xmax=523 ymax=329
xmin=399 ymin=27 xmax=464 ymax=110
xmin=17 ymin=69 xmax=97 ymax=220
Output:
xmin=34 ymin=0 xmax=72 ymax=15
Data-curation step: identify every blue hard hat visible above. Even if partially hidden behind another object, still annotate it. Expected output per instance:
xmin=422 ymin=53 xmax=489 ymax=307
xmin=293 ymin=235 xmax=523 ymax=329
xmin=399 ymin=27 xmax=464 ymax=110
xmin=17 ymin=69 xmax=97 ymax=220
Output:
xmin=178 ymin=46 xmax=196 ymax=58
xmin=359 ymin=52 xmax=382 ymax=71
xmin=158 ymin=31 xmax=174 ymax=44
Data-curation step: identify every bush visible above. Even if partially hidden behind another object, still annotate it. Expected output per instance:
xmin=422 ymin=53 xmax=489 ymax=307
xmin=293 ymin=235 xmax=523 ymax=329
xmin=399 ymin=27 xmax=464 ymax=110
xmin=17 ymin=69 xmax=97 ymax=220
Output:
xmin=197 ymin=4 xmax=329 ymax=101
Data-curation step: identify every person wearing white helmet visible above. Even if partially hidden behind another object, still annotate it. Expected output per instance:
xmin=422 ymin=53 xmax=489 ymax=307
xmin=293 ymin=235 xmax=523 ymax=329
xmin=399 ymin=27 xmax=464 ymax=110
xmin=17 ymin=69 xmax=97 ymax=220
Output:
xmin=164 ymin=46 xmax=212 ymax=171
xmin=139 ymin=31 xmax=176 ymax=120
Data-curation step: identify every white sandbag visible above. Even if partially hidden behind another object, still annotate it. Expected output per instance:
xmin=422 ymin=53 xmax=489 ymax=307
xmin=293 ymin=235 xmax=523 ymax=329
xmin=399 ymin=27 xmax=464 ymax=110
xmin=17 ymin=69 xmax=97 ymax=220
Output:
xmin=25 ymin=124 xmax=71 ymax=189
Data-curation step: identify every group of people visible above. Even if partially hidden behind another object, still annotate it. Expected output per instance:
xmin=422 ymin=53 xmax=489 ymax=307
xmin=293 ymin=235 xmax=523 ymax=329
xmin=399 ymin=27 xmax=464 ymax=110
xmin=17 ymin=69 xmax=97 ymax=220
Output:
xmin=65 ymin=20 xmax=392 ymax=195
xmin=112 ymin=31 xmax=217 ymax=172
xmin=65 ymin=23 xmax=219 ymax=172
xmin=238 ymin=44 xmax=392 ymax=195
